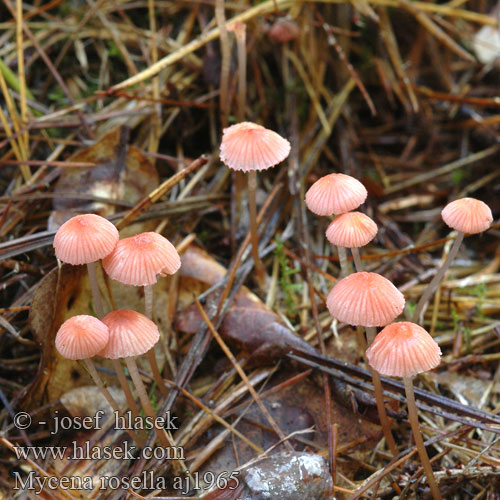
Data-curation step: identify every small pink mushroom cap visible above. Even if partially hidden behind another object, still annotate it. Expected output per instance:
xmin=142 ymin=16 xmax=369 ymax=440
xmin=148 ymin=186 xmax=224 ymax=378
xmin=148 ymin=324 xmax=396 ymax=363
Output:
xmin=327 ymin=272 xmax=405 ymax=327
xmin=268 ymin=19 xmax=301 ymax=43
xmin=54 ymin=214 xmax=119 ymax=265
xmin=102 ymin=232 xmax=181 ymax=286
xmin=305 ymin=174 xmax=368 ymax=216
xmin=441 ymin=197 xmax=493 ymax=234
xmin=326 ymin=212 xmax=378 ymax=248
xmin=366 ymin=322 xmax=441 ymax=378
xmin=99 ymin=310 xmax=160 ymax=359
xmin=220 ymin=122 xmax=291 ymax=172
xmin=55 ymin=315 xmax=109 ymax=360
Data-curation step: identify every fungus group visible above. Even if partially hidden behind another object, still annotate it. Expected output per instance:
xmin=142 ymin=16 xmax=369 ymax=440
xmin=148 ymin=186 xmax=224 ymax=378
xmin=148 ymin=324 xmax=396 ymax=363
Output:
xmin=48 ymin=122 xmax=493 ymax=500
xmin=305 ymin=168 xmax=493 ymax=498
xmin=53 ymin=212 xmax=181 ymax=448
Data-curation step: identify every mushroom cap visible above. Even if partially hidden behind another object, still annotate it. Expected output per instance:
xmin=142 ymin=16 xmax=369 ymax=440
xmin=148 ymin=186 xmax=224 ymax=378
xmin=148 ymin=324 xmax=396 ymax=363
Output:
xmin=268 ymin=19 xmax=301 ymax=43
xmin=102 ymin=232 xmax=181 ymax=286
xmin=55 ymin=315 xmax=109 ymax=360
xmin=441 ymin=197 xmax=493 ymax=234
xmin=326 ymin=272 xmax=405 ymax=327
xmin=366 ymin=322 xmax=441 ymax=377
xmin=99 ymin=309 xmax=159 ymax=359
xmin=220 ymin=121 xmax=291 ymax=172
xmin=54 ymin=214 xmax=119 ymax=265
xmin=326 ymin=212 xmax=378 ymax=248
xmin=305 ymin=174 xmax=368 ymax=216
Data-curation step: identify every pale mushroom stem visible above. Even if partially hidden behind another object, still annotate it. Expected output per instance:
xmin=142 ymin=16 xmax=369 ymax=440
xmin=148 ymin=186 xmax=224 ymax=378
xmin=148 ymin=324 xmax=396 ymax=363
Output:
xmin=86 ymin=262 xmax=105 ymax=318
xmin=143 ymin=284 xmax=168 ymax=396
xmin=351 ymin=247 xmax=363 ymax=272
xmin=366 ymin=327 xmax=398 ymax=457
xmin=144 ymin=284 xmax=154 ymax=319
xmin=234 ymin=25 xmax=246 ymax=123
xmin=340 ymin=247 xmax=368 ymax=355
xmin=215 ymin=0 xmax=230 ymax=127
xmin=403 ymin=376 xmax=442 ymax=500
xmin=83 ymin=358 xmax=144 ymax=446
xmin=337 ymin=246 xmax=350 ymax=277
xmin=248 ymin=171 xmax=267 ymax=286
xmin=111 ymin=359 xmax=141 ymax=420
xmin=124 ymin=357 xmax=187 ymax=474
xmin=412 ymin=232 xmax=464 ymax=324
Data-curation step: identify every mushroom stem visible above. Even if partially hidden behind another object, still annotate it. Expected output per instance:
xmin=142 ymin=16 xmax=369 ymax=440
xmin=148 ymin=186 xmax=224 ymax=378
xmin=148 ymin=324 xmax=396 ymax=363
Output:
xmin=215 ymin=0 xmax=230 ymax=127
xmin=147 ymin=348 xmax=168 ymax=396
xmin=124 ymin=357 xmax=187 ymax=473
xmin=248 ymin=171 xmax=267 ymax=286
xmin=86 ymin=262 xmax=105 ymax=318
xmin=412 ymin=232 xmax=464 ymax=324
xmin=337 ymin=246 xmax=350 ymax=277
xmin=144 ymin=284 xmax=154 ymax=319
xmin=403 ymin=376 xmax=442 ymax=500
xmin=111 ymin=359 xmax=141 ymax=420
xmin=234 ymin=24 xmax=246 ymax=123
xmin=143 ymin=284 xmax=168 ymax=395
xmin=83 ymin=358 xmax=144 ymax=446
xmin=351 ymin=247 xmax=363 ymax=272
xmin=366 ymin=327 xmax=398 ymax=457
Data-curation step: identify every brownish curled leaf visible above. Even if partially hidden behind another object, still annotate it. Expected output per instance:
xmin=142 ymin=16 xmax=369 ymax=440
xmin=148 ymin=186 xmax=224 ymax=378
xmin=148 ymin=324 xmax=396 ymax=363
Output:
xmin=49 ymin=126 xmax=159 ymax=229
xmin=175 ymin=246 xmax=316 ymax=361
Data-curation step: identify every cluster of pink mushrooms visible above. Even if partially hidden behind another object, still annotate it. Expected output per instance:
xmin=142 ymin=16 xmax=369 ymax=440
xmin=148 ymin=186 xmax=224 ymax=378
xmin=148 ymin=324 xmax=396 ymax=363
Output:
xmin=53 ymin=215 xmax=182 ymax=452
xmin=305 ymin=173 xmax=493 ymax=499
xmin=51 ymin=121 xmax=494 ymax=498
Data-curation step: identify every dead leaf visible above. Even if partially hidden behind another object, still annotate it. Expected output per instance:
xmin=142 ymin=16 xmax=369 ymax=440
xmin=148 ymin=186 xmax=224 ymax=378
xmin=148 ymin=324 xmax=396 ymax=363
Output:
xmin=175 ymin=246 xmax=316 ymax=361
xmin=48 ymin=126 xmax=159 ymax=230
xmin=60 ymin=385 xmax=125 ymax=421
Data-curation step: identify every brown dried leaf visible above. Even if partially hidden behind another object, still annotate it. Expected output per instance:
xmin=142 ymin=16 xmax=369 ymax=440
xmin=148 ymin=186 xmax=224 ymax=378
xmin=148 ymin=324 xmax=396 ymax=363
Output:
xmin=49 ymin=126 xmax=158 ymax=229
xmin=25 ymin=264 xmax=89 ymax=409
xmin=60 ymin=385 xmax=125 ymax=421
xmin=175 ymin=246 xmax=316 ymax=360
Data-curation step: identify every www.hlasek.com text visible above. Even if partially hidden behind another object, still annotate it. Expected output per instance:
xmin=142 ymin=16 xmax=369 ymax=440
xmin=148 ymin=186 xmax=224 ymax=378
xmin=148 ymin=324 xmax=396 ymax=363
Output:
xmin=13 ymin=441 xmax=184 ymax=461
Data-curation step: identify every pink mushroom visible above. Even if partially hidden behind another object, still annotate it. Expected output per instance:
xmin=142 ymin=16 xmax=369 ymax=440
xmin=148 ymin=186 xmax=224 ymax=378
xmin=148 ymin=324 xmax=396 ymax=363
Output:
xmin=55 ymin=315 xmax=143 ymax=445
xmin=102 ymin=232 xmax=180 ymax=395
xmin=413 ymin=197 xmax=493 ymax=323
xmin=54 ymin=214 xmax=118 ymax=318
xmin=367 ymin=322 xmax=442 ymax=499
xmin=325 ymin=211 xmax=377 ymax=272
xmin=220 ymin=121 xmax=291 ymax=286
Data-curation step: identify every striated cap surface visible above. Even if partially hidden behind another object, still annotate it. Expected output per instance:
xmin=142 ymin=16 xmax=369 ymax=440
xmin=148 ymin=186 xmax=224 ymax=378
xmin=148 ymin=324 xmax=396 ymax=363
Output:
xmin=305 ymin=174 xmax=367 ymax=216
xmin=326 ymin=272 xmax=405 ymax=327
xmin=102 ymin=232 xmax=181 ymax=286
xmin=441 ymin=197 xmax=493 ymax=234
xmin=99 ymin=310 xmax=159 ymax=359
xmin=220 ymin=122 xmax=291 ymax=172
xmin=366 ymin=322 xmax=441 ymax=377
xmin=54 ymin=214 xmax=119 ymax=265
xmin=55 ymin=315 xmax=109 ymax=360
xmin=326 ymin=212 xmax=377 ymax=248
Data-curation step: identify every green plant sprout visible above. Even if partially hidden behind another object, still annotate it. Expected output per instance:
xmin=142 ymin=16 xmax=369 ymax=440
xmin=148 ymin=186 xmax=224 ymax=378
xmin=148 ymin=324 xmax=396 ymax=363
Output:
xmin=275 ymin=234 xmax=302 ymax=315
